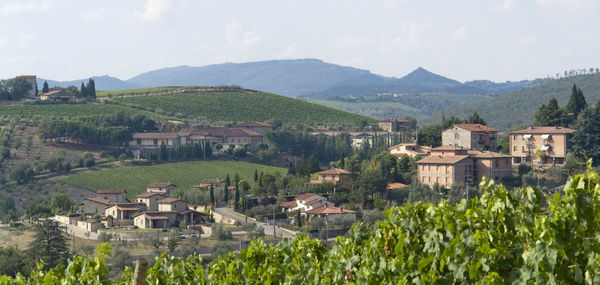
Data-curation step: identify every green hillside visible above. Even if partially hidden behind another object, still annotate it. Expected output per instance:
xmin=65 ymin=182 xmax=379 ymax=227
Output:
xmin=112 ymin=89 xmax=377 ymax=125
xmin=428 ymin=73 xmax=600 ymax=130
xmin=311 ymin=93 xmax=490 ymax=123
xmin=0 ymin=103 xmax=164 ymax=119
xmin=60 ymin=161 xmax=285 ymax=199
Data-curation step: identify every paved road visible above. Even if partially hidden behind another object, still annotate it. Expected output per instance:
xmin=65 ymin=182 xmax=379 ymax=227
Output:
xmin=213 ymin=207 xmax=297 ymax=239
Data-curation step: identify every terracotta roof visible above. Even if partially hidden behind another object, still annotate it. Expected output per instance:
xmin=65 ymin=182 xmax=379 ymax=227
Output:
xmin=316 ymin=168 xmax=350 ymax=175
xmin=279 ymin=200 xmax=297 ymax=208
xmin=380 ymin=118 xmax=410 ymax=123
xmin=133 ymin=133 xmax=178 ymax=139
xmin=510 ymin=126 xmax=575 ymax=134
xmin=97 ymin=189 xmax=126 ymax=194
xmin=454 ymin=124 xmax=497 ymax=133
xmin=417 ymin=155 xmax=472 ymax=165
xmin=136 ymin=192 xmax=165 ymax=198
xmin=306 ymin=199 xmax=329 ymax=206
xmin=17 ymin=75 xmax=36 ymax=79
xmin=147 ymin=182 xmax=176 ymax=188
xmin=295 ymin=193 xmax=319 ymax=201
xmin=179 ymin=128 xmax=262 ymax=138
xmin=158 ymin=198 xmax=183 ymax=204
xmin=84 ymin=197 xmax=114 ymax=206
xmin=306 ymin=205 xmax=356 ymax=214
xmin=234 ymin=121 xmax=272 ymax=127
xmin=386 ymin=182 xmax=408 ymax=190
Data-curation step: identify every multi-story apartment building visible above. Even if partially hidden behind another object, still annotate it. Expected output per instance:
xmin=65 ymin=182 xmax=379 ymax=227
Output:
xmin=441 ymin=124 xmax=498 ymax=150
xmin=417 ymin=146 xmax=511 ymax=188
xmin=509 ymin=126 xmax=575 ymax=165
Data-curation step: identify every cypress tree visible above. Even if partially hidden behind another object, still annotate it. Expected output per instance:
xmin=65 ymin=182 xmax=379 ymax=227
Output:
xmin=566 ymin=84 xmax=587 ymax=123
xmin=42 ymin=81 xmax=49 ymax=93
xmin=209 ymin=184 xmax=215 ymax=206
xmin=88 ymin=78 xmax=96 ymax=100
xmin=224 ymin=174 xmax=230 ymax=202
xmin=254 ymin=169 xmax=258 ymax=183
xmin=80 ymin=82 xmax=87 ymax=98
xmin=339 ymin=152 xmax=345 ymax=169
xmin=571 ymin=103 xmax=600 ymax=166
xmin=296 ymin=210 xmax=302 ymax=228
xmin=234 ymin=182 xmax=240 ymax=211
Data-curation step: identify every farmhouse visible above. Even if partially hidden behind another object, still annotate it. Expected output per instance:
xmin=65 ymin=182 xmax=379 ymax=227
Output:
xmin=509 ymin=126 xmax=575 ymax=165
xmin=136 ymin=192 xmax=166 ymax=211
xmin=196 ymin=178 xmax=225 ymax=188
xmin=279 ymin=193 xmax=334 ymax=213
xmin=81 ymin=197 xmax=114 ymax=214
xmin=130 ymin=133 xmax=181 ymax=149
xmin=378 ymin=118 xmax=412 ymax=132
xmin=96 ymin=189 xmax=127 ymax=203
xmin=39 ymin=87 xmax=77 ymax=102
xmin=389 ymin=142 xmax=431 ymax=158
xmin=233 ymin=121 xmax=273 ymax=135
xmin=147 ymin=182 xmax=176 ymax=197
xmin=310 ymin=168 xmax=353 ymax=192
xmin=305 ymin=205 xmax=357 ymax=224
xmin=441 ymin=124 xmax=498 ymax=150
xmin=105 ymin=202 xmax=146 ymax=220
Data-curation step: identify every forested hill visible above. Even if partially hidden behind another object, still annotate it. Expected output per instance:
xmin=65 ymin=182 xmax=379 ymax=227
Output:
xmin=36 ymin=59 xmax=539 ymax=97
xmin=428 ymin=73 xmax=600 ymax=130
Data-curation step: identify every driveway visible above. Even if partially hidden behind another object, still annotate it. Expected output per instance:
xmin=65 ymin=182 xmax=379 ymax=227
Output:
xmin=213 ymin=207 xmax=297 ymax=239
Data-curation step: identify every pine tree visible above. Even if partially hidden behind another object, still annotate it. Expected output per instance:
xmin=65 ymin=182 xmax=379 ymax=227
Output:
xmin=534 ymin=97 xmax=565 ymax=126
xmin=209 ymin=184 xmax=215 ymax=206
xmin=571 ymin=103 xmax=600 ymax=166
xmin=42 ymin=81 xmax=49 ymax=93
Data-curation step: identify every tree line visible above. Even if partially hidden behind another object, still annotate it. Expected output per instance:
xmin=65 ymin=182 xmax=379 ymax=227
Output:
xmin=0 ymin=78 xmax=32 ymax=101
xmin=38 ymin=113 xmax=157 ymax=146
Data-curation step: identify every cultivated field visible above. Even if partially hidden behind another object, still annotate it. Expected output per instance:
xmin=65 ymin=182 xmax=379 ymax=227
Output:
xmin=0 ymin=103 xmax=164 ymax=119
xmin=60 ymin=160 xmax=286 ymax=199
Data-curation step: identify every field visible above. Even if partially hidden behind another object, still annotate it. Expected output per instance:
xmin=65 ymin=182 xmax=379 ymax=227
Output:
xmin=0 ymin=103 xmax=164 ymax=119
xmin=311 ymin=100 xmax=424 ymax=120
xmin=113 ymin=90 xmax=378 ymax=125
xmin=96 ymin=86 xmax=189 ymax=97
xmin=60 ymin=160 xmax=286 ymax=199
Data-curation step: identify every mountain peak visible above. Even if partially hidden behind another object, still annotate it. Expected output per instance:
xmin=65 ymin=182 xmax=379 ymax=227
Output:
xmin=399 ymin=67 xmax=461 ymax=87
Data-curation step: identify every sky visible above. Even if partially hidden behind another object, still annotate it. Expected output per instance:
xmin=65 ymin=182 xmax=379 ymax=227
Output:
xmin=0 ymin=0 xmax=599 ymax=82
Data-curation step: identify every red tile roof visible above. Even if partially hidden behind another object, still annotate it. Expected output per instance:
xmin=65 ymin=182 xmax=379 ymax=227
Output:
xmin=380 ymin=118 xmax=410 ymax=123
xmin=316 ymin=168 xmax=350 ymax=175
xmin=510 ymin=126 xmax=575 ymax=134
xmin=145 ymin=215 xmax=169 ymax=220
xmin=386 ymin=182 xmax=408 ymax=190
xmin=84 ymin=197 xmax=114 ymax=206
xmin=133 ymin=133 xmax=178 ymax=139
xmin=467 ymin=150 xmax=512 ymax=159
xmin=306 ymin=199 xmax=329 ymax=206
xmin=179 ymin=128 xmax=262 ymax=138
xmin=136 ymin=192 xmax=165 ymax=198
xmin=306 ymin=205 xmax=356 ymax=214
xmin=97 ymin=189 xmax=126 ymax=194
xmin=416 ymin=155 xmax=472 ymax=165
xmin=454 ymin=124 xmax=497 ymax=133
xmin=295 ymin=193 xmax=319 ymax=201
xmin=431 ymin=145 xmax=468 ymax=151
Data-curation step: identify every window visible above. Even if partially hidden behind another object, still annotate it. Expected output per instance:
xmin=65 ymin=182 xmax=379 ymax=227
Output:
xmin=455 ymin=134 xmax=460 ymax=139
xmin=153 ymin=139 xmax=158 ymax=145
xmin=513 ymin=146 xmax=517 ymax=152
xmin=513 ymin=135 xmax=517 ymax=141
xmin=522 ymin=146 xmax=525 ymax=151
xmin=137 ymin=139 xmax=142 ymax=145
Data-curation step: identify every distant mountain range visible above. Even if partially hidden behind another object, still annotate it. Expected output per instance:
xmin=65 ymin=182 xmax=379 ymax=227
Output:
xmin=36 ymin=59 xmax=545 ymax=98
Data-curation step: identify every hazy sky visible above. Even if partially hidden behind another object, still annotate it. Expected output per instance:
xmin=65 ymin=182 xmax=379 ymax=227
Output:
xmin=1 ymin=0 xmax=598 ymax=82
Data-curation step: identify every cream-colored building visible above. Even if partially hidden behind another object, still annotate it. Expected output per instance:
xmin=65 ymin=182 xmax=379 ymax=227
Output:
xmin=417 ymin=146 xmax=512 ymax=188
xmin=378 ymin=118 xmax=412 ymax=132
xmin=310 ymin=168 xmax=353 ymax=192
xmin=157 ymin=198 xmax=188 ymax=212
xmin=147 ymin=182 xmax=176 ymax=197
xmin=105 ymin=203 xmax=146 ymax=220
xmin=233 ymin=121 xmax=273 ymax=135
xmin=136 ymin=192 xmax=166 ymax=211
xmin=509 ymin=126 xmax=575 ymax=165
xmin=389 ymin=142 xmax=431 ymax=158
xmin=441 ymin=124 xmax=498 ymax=150
xmin=130 ymin=133 xmax=181 ymax=149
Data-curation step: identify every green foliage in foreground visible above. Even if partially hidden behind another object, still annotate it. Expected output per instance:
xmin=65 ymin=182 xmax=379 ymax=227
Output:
xmin=113 ymin=91 xmax=377 ymax=125
xmin=0 ymin=103 xmax=163 ymax=119
xmin=59 ymin=161 xmax=285 ymax=200
xmin=6 ymin=168 xmax=600 ymax=283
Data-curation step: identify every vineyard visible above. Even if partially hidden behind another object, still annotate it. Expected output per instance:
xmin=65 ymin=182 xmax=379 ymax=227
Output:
xmin=0 ymin=104 xmax=163 ymax=119
xmin=113 ymin=91 xmax=377 ymax=125
xmin=4 ymin=167 xmax=600 ymax=283
xmin=60 ymin=161 xmax=285 ymax=200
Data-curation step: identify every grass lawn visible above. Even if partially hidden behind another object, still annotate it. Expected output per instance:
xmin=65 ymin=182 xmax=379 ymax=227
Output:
xmin=60 ymin=160 xmax=286 ymax=199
